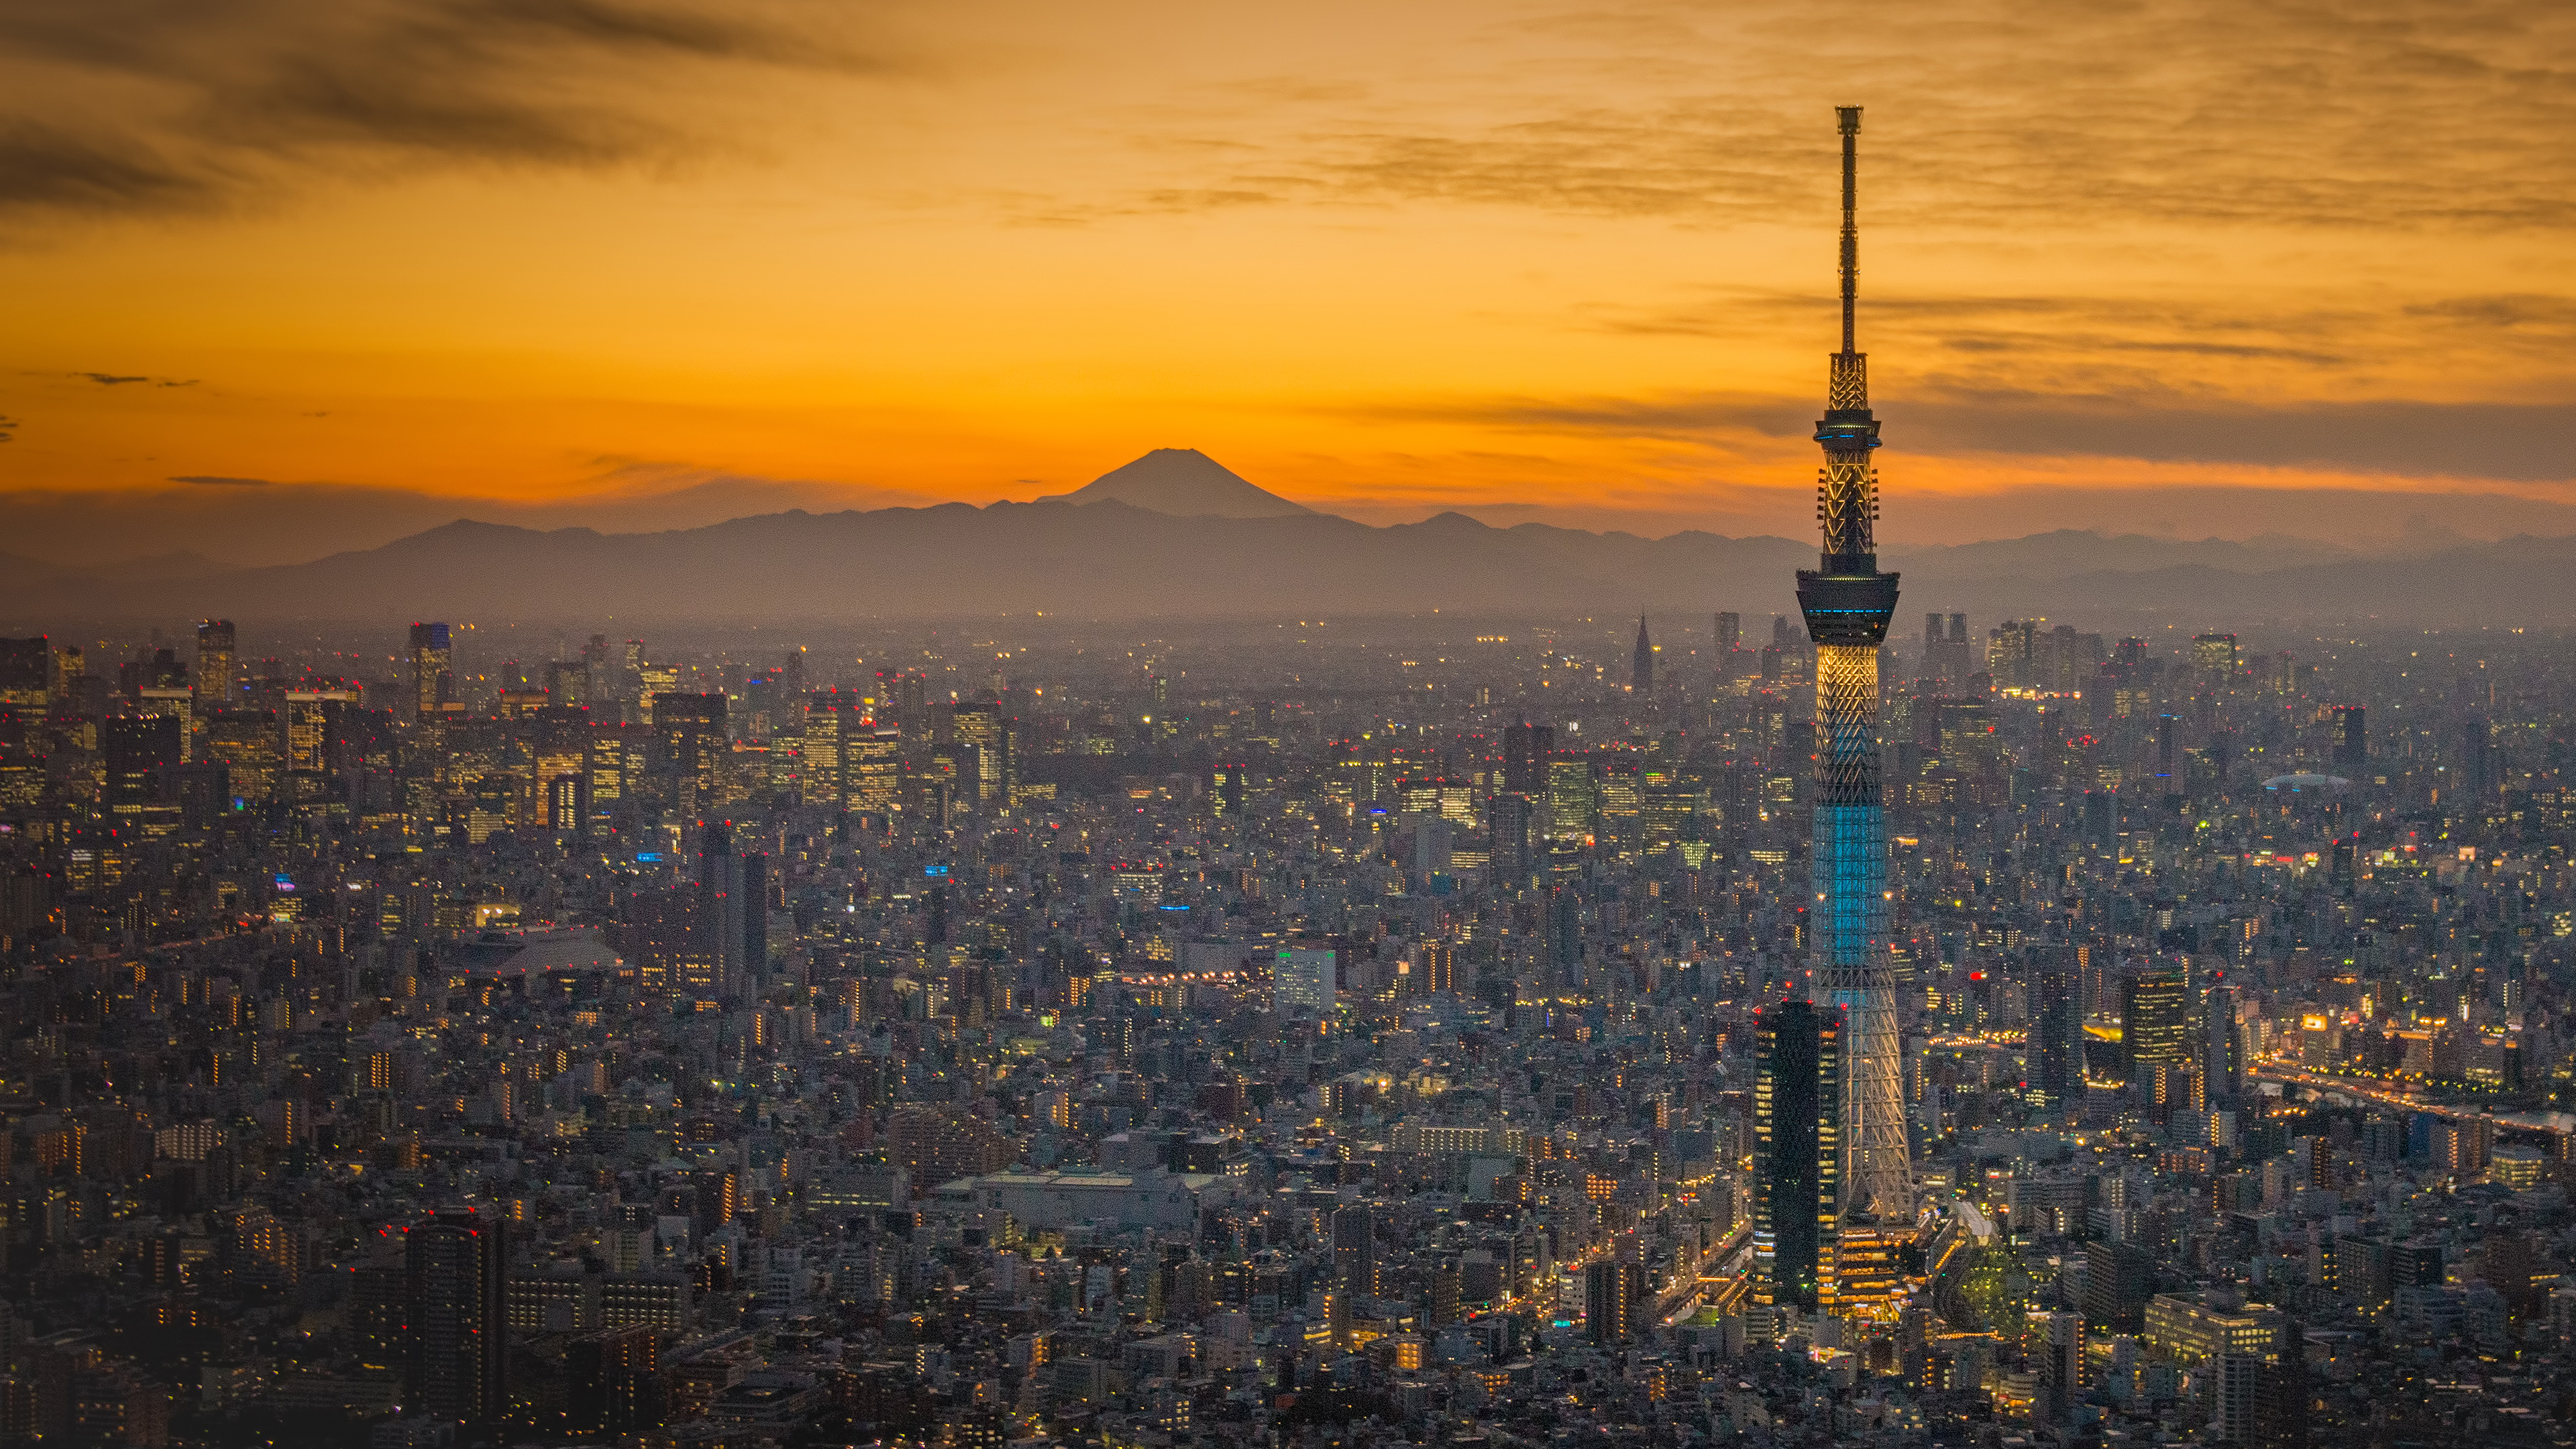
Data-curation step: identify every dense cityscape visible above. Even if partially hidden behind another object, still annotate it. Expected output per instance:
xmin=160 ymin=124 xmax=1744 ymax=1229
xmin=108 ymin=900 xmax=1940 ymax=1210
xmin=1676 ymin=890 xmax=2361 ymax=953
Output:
xmin=0 ymin=596 xmax=2569 ymax=1449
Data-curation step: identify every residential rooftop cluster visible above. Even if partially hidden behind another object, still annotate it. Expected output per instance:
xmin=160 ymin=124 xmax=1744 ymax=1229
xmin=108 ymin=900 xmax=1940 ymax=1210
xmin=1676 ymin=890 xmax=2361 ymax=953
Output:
xmin=0 ymin=612 xmax=2569 ymax=1449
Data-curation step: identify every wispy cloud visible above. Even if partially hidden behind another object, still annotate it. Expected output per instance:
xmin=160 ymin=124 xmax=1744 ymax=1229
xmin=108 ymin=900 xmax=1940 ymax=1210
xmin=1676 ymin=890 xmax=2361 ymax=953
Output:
xmin=75 ymin=370 xmax=195 ymax=386
xmin=1116 ymin=0 xmax=2576 ymax=235
xmin=0 ymin=0 xmax=893 ymax=223
xmin=1336 ymin=382 xmax=2576 ymax=486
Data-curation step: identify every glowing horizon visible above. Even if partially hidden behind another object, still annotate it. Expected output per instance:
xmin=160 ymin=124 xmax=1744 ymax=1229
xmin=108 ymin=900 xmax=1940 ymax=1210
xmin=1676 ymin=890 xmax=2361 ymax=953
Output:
xmin=2 ymin=0 xmax=2569 ymax=564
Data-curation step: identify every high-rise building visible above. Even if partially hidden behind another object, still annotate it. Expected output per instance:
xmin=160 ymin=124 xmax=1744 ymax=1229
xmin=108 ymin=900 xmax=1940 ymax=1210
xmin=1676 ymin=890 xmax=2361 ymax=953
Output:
xmin=2084 ymin=1238 xmax=2155 ymax=1334
xmin=2332 ymin=705 xmax=2365 ymax=776
xmin=1417 ymin=941 xmax=1458 ymax=996
xmin=547 ymin=658 xmax=590 ymax=706
xmin=1487 ymin=791 xmax=1537 ymax=888
xmin=567 ymin=1325 xmax=658 ymax=1435
xmin=1792 ymin=105 xmax=1910 ymax=1252
xmin=656 ymin=693 xmax=729 ymax=809
xmin=580 ymin=635 xmax=616 ymax=710
xmin=408 ymin=623 xmax=453 ymax=721
xmin=1913 ymin=612 xmax=1973 ymax=687
xmin=847 ymin=728 xmax=902 ymax=814
xmin=1754 ymin=998 xmax=1842 ymax=1309
xmin=2212 ymin=1353 xmax=2266 ymax=1445
xmin=1583 ymin=1257 xmax=1642 ymax=1344
xmin=800 ymin=692 xmax=853 ymax=808
xmin=1501 ymin=722 xmax=1552 ymax=796
xmin=2030 ymin=947 xmax=2083 ymax=1110
xmin=48 ymin=644 xmax=85 ymax=712
xmin=619 ymin=639 xmax=647 ymax=714
xmin=2204 ymin=979 xmax=2244 ymax=1106
xmin=1273 ymin=945 xmax=1336 ymax=1016
xmin=1544 ymin=755 xmax=1593 ymax=851
xmin=406 ymin=1207 xmax=506 ymax=1426
xmin=1631 ymin=615 xmax=1654 ymax=692
xmin=194 ymin=620 xmax=236 ymax=708
xmin=1714 ymin=611 xmax=1741 ymax=653
xmin=2194 ymin=632 xmax=2240 ymax=677
xmin=696 ymin=821 xmax=754 ymax=1004
xmin=1332 ymin=1202 xmax=1373 ymax=1293
xmin=953 ymin=700 xmax=1008 ymax=805
xmin=1986 ymin=620 xmax=2037 ymax=689
xmin=135 ymin=685 xmax=196 ymax=762
xmin=0 ymin=637 xmax=46 ymax=711
xmin=2123 ymin=960 xmax=2194 ymax=1096
xmin=2032 ymin=1310 xmax=2083 ymax=1423
xmin=103 ymin=716 xmax=180 ymax=806
xmin=2463 ymin=714 xmax=2493 ymax=799
xmin=2256 ymin=1320 xmax=2309 ymax=1448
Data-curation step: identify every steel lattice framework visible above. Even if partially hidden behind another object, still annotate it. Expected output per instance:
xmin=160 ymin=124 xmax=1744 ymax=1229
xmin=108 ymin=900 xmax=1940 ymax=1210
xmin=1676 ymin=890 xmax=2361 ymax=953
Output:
xmin=1794 ymin=105 xmax=1911 ymax=1231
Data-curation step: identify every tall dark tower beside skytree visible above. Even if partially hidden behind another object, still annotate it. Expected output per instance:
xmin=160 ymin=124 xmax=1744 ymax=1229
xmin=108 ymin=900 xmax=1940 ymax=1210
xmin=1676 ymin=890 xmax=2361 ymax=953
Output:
xmin=1631 ymin=616 xmax=1654 ymax=692
xmin=1794 ymin=105 xmax=1910 ymax=1317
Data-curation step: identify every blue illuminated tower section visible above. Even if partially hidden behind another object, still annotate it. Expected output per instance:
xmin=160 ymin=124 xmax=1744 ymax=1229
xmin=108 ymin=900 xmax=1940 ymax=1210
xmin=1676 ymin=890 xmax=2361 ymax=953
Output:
xmin=1794 ymin=106 xmax=1911 ymax=1244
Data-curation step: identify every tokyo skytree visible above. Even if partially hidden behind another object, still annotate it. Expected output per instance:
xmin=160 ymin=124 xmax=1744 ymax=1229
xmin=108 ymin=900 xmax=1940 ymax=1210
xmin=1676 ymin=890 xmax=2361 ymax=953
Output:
xmin=1794 ymin=106 xmax=1911 ymax=1236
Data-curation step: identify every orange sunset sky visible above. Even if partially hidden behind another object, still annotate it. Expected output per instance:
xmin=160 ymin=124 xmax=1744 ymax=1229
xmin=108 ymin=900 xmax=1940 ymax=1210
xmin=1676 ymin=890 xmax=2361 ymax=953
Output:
xmin=1 ymin=0 xmax=2571 ymax=565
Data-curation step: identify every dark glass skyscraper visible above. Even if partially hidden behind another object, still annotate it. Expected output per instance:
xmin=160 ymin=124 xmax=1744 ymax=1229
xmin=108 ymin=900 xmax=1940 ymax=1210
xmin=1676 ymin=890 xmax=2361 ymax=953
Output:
xmin=1755 ymin=998 xmax=1842 ymax=1309
xmin=2334 ymin=704 xmax=2366 ymax=775
xmin=406 ymin=1206 xmax=506 ymax=1426
xmin=2031 ymin=947 xmax=2084 ymax=1110
xmin=1631 ymin=615 xmax=1653 ymax=692
xmin=2204 ymin=978 xmax=2244 ymax=1106
xmin=1501 ymin=721 xmax=1552 ymax=796
xmin=103 ymin=715 xmax=180 ymax=807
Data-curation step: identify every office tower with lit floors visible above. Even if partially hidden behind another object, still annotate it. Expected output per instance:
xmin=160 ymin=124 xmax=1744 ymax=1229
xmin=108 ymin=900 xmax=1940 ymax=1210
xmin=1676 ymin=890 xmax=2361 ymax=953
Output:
xmin=1754 ymin=998 xmax=1841 ymax=1310
xmin=1792 ymin=105 xmax=1911 ymax=1322
xmin=194 ymin=619 xmax=235 ymax=708
xmin=2123 ymin=959 xmax=2194 ymax=1103
xmin=408 ymin=622 xmax=453 ymax=721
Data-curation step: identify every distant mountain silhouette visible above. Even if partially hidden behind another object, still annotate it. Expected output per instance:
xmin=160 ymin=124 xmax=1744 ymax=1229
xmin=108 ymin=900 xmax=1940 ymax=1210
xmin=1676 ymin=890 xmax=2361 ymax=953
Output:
xmin=0 ymin=496 xmax=2567 ymax=627
xmin=1037 ymin=448 xmax=1316 ymax=518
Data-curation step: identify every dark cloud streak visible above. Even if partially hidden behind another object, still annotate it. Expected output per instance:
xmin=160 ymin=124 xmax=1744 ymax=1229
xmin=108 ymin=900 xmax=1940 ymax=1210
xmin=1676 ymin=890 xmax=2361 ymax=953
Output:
xmin=1346 ymin=385 xmax=2576 ymax=484
xmin=0 ymin=0 xmax=883 ymax=222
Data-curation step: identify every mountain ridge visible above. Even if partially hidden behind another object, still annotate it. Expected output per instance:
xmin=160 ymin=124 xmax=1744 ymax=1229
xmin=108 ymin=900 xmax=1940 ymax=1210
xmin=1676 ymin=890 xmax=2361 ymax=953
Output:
xmin=1 ymin=494 xmax=2567 ymax=627
xmin=1037 ymin=448 xmax=1316 ymax=518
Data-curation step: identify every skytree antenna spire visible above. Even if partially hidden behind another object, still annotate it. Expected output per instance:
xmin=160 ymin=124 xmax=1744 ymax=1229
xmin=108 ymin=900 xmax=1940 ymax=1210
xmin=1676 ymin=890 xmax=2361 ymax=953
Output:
xmin=1840 ymin=104 xmax=1859 ymax=356
xmin=1795 ymin=105 xmax=1910 ymax=1305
